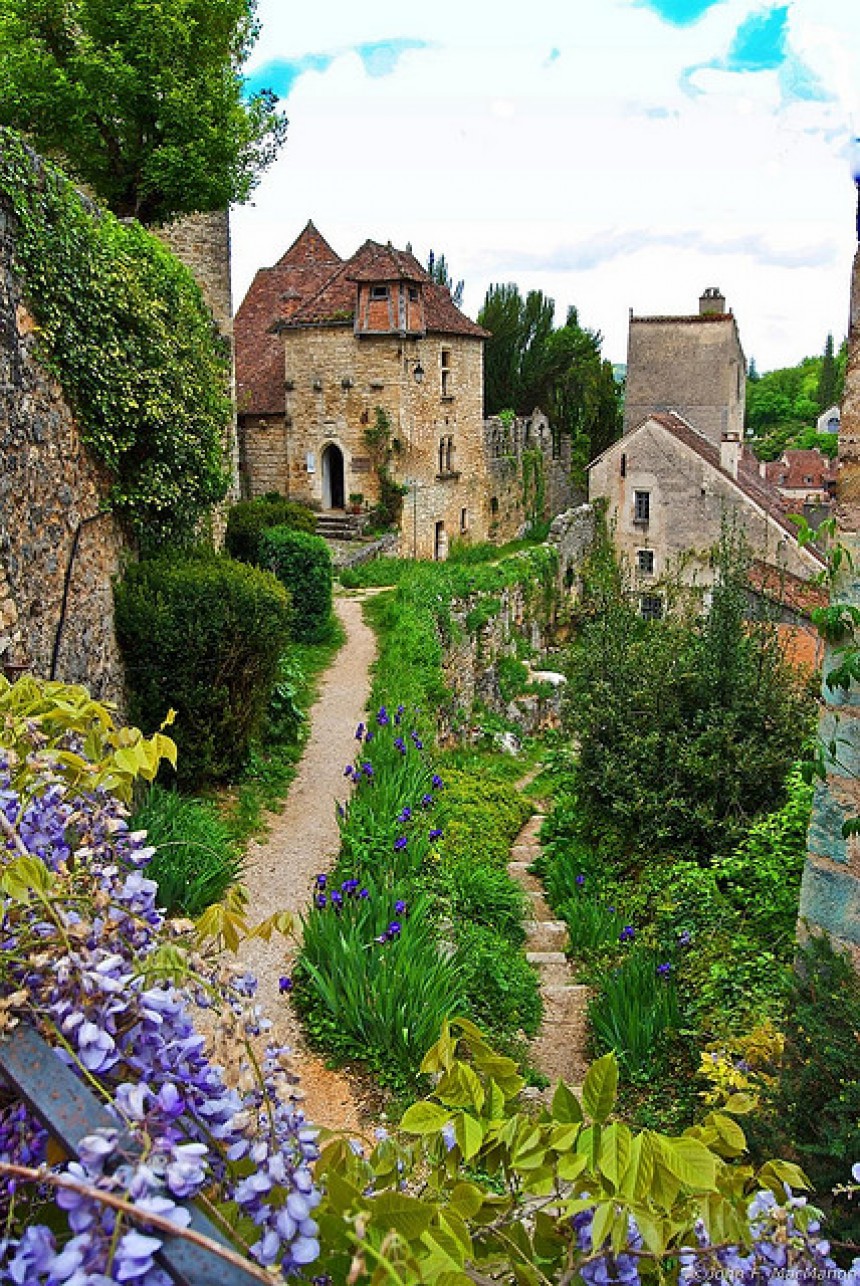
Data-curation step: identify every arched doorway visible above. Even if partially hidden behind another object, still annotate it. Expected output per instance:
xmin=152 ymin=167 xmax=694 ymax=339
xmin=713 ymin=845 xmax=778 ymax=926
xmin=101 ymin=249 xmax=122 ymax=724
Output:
xmin=321 ymin=444 xmax=345 ymax=510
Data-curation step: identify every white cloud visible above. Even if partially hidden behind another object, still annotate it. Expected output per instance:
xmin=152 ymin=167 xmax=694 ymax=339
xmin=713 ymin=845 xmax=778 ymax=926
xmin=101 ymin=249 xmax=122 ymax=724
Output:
xmin=232 ymin=0 xmax=860 ymax=372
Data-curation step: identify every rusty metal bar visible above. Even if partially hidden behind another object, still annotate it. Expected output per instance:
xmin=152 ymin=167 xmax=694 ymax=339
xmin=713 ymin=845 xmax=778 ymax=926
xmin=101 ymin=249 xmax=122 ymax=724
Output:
xmin=0 ymin=1024 xmax=262 ymax=1286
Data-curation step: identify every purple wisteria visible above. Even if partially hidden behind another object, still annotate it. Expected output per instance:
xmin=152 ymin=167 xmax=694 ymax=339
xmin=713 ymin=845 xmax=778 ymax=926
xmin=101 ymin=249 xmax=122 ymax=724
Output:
xmin=0 ymin=750 xmax=321 ymax=1282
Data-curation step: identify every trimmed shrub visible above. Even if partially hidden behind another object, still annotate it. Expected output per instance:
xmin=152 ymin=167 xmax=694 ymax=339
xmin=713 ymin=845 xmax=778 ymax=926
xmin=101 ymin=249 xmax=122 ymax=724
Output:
xmin=130 ymin=784 xmax=243 ymax=916
xmin=260 ymin=526 xmax=334 ymax=644
xmin=225 ymin=494 xmax=316 ymax=565
xmin=115 ymin=553 xmax=291 ymax=784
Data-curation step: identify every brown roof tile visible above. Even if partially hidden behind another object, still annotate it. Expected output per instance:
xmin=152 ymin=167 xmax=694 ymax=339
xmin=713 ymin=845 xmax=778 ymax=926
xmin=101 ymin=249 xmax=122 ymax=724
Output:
xmin=234 ymin=221 xmax=342 ymax=415
xmin=748 ymin=558 xmax=829 ymax=615
xmin=764 ymin=449 xmax=837 ymax=492
xmin=282 ymin=239 xmax=490 ymax=337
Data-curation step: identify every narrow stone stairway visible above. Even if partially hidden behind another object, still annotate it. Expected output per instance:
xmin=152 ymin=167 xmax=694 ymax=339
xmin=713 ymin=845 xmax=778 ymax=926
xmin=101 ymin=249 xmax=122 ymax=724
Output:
xmin=508 ymin=811 xmax=590 ymax=1088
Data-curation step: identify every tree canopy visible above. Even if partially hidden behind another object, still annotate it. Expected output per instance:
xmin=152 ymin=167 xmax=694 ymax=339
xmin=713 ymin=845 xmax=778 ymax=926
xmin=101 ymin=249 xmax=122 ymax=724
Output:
xmin=746 ymin=335 xmax=847 ymax=461
xmin=426 ymin=249 xmax=464 ymax=307
xmin=478 ymin=283 xmax=621 ymax=468
xmin=0 ymin=0 xmax=287 ymax=225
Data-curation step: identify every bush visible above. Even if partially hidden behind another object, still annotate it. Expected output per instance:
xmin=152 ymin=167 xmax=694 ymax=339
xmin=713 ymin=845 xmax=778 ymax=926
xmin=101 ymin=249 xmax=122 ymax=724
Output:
xmin=456 ymin=922 xmax=542 ymax=1038
xmin=589 ymin=948 xmax=680 ymax=1076
xmin=130 ymin=783 xmax=242 ymax=916
xmin=443 ymin=857 xmax=528 ymax=945
xmin=224 ymin=494 xmax=316 ymax=565
xmin=259 ymin=526 xmax=334 ymax=644
xmin=114 ymin=553 xmax=291 ymax=784
xmin=756 ymin=933 xmax=860 ymax=1245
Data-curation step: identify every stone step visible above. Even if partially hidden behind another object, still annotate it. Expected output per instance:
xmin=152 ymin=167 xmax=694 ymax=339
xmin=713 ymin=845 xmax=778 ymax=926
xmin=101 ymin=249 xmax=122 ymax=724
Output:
xmin=528 ymin=889 xmax=553 ymax=919
xmin=510 ymin=843 xmax=539 ymax=860
xmin=524 ymin=920 xmax=568 ymax=952
xmin=508 ymin=864 xmax=544 ymax=893
xmin=526 ymin=951 xmax=570 ymax=987
xmin=531 ymin=984 xmax=590 ymax=1085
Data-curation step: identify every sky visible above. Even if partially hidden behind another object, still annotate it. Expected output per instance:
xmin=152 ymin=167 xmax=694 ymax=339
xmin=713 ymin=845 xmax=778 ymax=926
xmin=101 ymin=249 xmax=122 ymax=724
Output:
xmin=231 ymin=0 xmax=860 ymax=373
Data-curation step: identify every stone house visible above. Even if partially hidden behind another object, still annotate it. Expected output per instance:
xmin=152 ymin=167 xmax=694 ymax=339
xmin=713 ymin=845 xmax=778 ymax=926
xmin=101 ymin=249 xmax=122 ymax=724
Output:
xmin=764 ymin=447 xmax=836 ymax=512
xmin=590 ymin=287 xmax=825 ymax=614
xmin=235 ymin=222 xmax=500 ymax=560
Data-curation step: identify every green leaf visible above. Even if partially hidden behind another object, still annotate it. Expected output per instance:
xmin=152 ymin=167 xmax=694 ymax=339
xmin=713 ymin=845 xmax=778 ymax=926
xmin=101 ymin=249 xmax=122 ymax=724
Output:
xmin=599 ymin=1122 xmax=631 ymax=1189
xmin=582 ymin=1053 xmax=618 ymax=1123
xmin=400 ymin=1102 xmax=453 ymax=1135
xmin=657 ymin=1136 xmax=718 ymax=1192
xmin=552 ymin=1079 xmax=584 ymax=1124
xmin=591 ymin=1201 xmax=615 ymax=1252
xmin=449 ymin=1182 xmax=485 ymax=1220
xmin=454 ymin=1112 xmax=484 ymax=1161
xmin=367 ymin=1191 xmax=433 ymax=1241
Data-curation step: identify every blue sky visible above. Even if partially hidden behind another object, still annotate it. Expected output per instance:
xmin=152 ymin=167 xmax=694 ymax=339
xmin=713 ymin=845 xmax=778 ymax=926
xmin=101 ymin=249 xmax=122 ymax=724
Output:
xmin=231 ymin=0 xmax=860 ymax=370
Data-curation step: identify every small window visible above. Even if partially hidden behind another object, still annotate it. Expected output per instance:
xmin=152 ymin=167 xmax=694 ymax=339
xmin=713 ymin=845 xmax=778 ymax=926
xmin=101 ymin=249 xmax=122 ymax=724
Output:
xmin=637 ymin=549 xmax=655 ymax=575
xmin=640 ymin=593 xmax=663 ymax=621
xmin=490 ymin=496 xmax=499 ymax=516
xmin=370 ymin=284 xmax=388 ymax=300
xmin=408 ymin=286 xmax=419 ymax=302
xmin=460 ymin=507 xmax=468 ymax=533
xmin=441 ymin=348 xmax=452 ymax=397
xmin=620 ymin=453 xmax=627 ymax=478
xmin=634 ymin=490 xmax=650 ymax=523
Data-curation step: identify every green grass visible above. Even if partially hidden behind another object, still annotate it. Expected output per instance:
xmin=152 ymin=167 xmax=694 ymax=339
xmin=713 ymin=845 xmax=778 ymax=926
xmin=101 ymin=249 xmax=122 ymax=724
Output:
xmin=131 ymin=784 xmax=243 ymax=917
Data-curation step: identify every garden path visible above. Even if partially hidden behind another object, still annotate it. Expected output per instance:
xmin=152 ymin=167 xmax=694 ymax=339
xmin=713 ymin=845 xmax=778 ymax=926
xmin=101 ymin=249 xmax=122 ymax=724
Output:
xmin=237 ymin=590 xmax=378 ymax=1137
xmin=509 ymin=812 xmax=590 ymax=1089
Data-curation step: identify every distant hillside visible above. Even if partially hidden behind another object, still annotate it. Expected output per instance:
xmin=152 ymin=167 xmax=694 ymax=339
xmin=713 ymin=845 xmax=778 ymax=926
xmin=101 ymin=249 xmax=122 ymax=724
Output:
xmin=745 ymin=338 xmax=846 ymax=461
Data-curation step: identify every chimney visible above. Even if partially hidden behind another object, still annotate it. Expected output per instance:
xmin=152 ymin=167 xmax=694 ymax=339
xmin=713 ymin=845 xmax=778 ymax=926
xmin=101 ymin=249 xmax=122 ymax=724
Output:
xmin=699 ymin=286 xmax=726 ymax=315
xmin=721 ymin=431 xmax=741 ymax=478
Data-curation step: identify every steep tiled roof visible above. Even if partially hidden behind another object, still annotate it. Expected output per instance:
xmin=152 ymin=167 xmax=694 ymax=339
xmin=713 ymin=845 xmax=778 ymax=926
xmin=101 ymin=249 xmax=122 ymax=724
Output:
xmin=765 ymin=449 xmax=837 ymax=492
xmin=285 ymin=238 xmax=490 ymax=337
xmin=748 ymin=559 xmax=829 ymax=616
xmin=623 ymin=411 xmax=826 ymax=565
xmin=234 ymin=221 xmax=342 ymax=415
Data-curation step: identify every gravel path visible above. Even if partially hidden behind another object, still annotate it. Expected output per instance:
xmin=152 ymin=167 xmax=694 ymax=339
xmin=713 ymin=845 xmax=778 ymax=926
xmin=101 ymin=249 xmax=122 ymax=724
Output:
xmin=237 ymin=591 xmax=378 ymax=1135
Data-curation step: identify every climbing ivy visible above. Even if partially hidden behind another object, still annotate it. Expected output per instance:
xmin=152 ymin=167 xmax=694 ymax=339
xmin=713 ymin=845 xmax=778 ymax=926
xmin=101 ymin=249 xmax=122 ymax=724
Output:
xmin=521 ymin=445 xmax=546 ymax=532
xmin=0 ymin=129 xmax=232 ymax=547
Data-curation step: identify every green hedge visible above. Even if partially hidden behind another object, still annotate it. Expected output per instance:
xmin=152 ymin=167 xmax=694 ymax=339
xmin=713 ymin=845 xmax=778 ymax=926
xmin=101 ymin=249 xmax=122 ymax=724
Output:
xmin=259 ymin=526 xmax=334 ymax=644
xmin=225 ymin=495 xmax=317 ymax=565
xmin=115 ymin=554 xmax=291 ymax=784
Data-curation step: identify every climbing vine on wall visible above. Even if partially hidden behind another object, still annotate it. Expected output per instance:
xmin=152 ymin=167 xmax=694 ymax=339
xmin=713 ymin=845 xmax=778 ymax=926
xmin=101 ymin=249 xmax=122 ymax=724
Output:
xmin=0 ymin=129 xmax=231 ymax=547
xmin=521 ymin=446 xmax=546 ymax=532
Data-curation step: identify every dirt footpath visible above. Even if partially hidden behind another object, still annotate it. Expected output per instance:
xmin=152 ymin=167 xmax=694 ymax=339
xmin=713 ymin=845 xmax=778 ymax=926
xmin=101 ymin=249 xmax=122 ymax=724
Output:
xmin=237 ymin=591 xmax=378 ymax=1135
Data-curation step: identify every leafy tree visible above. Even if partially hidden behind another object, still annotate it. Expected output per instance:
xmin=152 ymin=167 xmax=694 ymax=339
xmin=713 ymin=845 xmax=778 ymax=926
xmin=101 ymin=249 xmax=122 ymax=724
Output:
xmin=426 ymin=249 xmax=463 ymax=307
xmin=478 ymin=285 xmax=621 ymax=467
xmin=817 ymin=332 xmax=838 ymax=410
xmin=564 ymin=523 xmax=813 ymax=863
xmin=0 ymin=0 xmax=287 ymax=224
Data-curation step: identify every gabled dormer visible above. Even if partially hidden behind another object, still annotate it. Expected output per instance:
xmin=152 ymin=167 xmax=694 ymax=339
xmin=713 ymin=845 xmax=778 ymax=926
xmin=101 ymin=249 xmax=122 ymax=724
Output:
xmin=349 ymin=241 xmax=427 ymax=337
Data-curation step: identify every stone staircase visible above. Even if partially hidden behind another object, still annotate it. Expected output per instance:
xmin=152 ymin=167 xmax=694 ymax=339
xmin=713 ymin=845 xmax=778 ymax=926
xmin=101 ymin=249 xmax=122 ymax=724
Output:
xmin=315 ymin=511 xmax=364 ymax=541
xmin=508 ymin=812 xmax=590 ymax=1088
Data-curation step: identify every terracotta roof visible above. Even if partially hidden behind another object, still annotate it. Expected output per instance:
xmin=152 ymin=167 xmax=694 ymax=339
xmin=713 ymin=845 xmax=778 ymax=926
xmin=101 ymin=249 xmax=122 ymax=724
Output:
xmin=634 ymin=412 xmax=826 ymax=566
xmin=748 ymin=559 xmax=829 ymax=616
xmin=234 ymin=221 xmax=342 ymax=415
xmin=764 ymin=449 xmax=837 ymax=492
xmin=284 ymin=239 xmax=490 ymax=337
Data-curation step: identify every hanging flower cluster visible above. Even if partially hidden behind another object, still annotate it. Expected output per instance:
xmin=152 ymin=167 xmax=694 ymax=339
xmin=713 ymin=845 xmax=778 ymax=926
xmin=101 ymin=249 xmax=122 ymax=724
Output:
xmin=0 ymin=743 xmax=321 ymax=1282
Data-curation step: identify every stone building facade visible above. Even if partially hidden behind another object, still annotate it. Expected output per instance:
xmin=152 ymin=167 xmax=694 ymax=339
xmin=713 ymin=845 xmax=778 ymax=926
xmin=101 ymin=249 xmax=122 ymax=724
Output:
xmin=0 ymin=193 xmax=126 ymax=698
xmin=236 ymin=224 xmax=575 ymax=557
xmin=589 ymin=411 xmax=824 ymax=600
xmin=800 ymin=247 xmax=860 ymax=966
xmin=623 ymin=287 xmax=746 ymax=444
xmin=593 ymin=287 xmax=823 ymax=612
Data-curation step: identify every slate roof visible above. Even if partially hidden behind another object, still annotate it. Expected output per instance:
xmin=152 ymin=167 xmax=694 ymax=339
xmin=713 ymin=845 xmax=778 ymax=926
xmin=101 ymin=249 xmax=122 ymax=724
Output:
xmin=235 ymin=227 xmax=488 ymax=414
xmin=234 ymin=221 xmax=342 ymax=415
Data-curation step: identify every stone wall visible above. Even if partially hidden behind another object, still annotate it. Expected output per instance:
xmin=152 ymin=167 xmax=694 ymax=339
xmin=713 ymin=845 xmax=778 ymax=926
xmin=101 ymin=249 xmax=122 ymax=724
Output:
xmin=483 ymin=410 xmax=581 ymax=543
xmin=155 ymin=210 xmax=240 ymax=507
xmin=623 ymin=314 xmax=746 ymax=445
xmin=0 ymin=198 xmax=127 ymax=700
xmin=799 ymin=248 xmax=860 ymax=966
